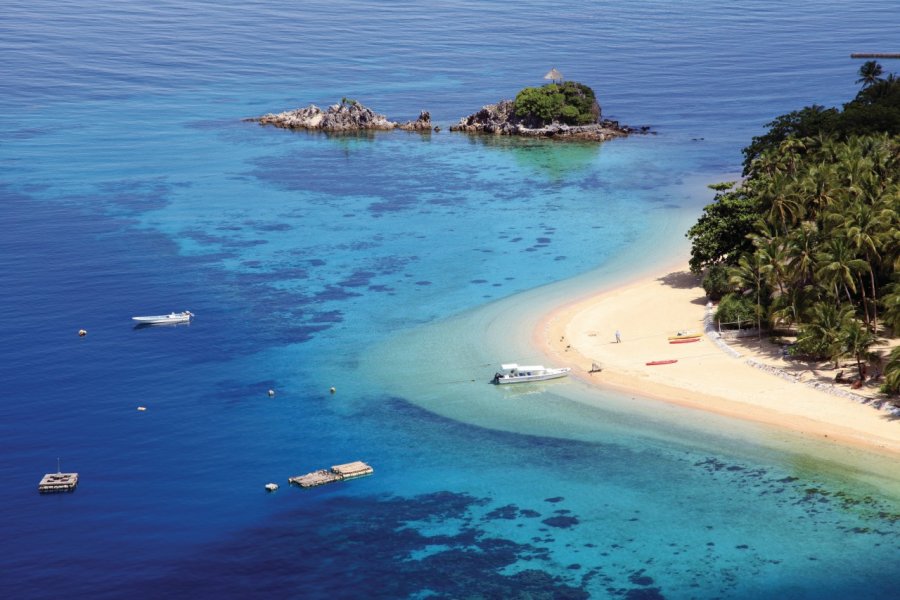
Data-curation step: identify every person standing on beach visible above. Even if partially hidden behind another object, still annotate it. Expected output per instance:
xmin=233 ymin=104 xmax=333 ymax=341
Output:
xmin=615 ymin=329 xmax=621 ymax=343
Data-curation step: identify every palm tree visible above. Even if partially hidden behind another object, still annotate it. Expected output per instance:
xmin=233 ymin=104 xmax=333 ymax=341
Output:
xmin=786 ymin=221 xmax=820 ymax=290
xmin=798 ymin=302 xmax=854 ymax=368
xmin=840 ymin=319 xmax=881 ymax=382
xmin=752 ymin=234 xmax=793 ymax=326
xmin=843 ymin=199 xmax=896 ymax=331
xmin=865 ymin=133 xmax=900 ymax=181
xmin=760 ymin=174 xmax=803 ymax=234
xmin=729 ymin=253 xmax=766 ymax=340
xmin=750 ymin=147 xmax=787 ymax=178
xmin=856 ymin=60 xmax=884 ymax=89
xmin=808 ymin=132 xmax=839 ymax=163
xmin=815 ymin=237 xmax=868 ymax=307
xmin=777 ymin=136 xmax=807 ymax=174
xmin=799 ymin=164 xmax=838 ymax=214
xmin=770 ymin=284 xmax=818 ymax=330
xmin=835 ymin=156 xmax=874 ymax=201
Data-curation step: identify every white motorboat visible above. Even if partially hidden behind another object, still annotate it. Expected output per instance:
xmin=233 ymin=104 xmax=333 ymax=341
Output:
xmin=492 ymin=363 xmax=570 ymax=384
xmin=132 ymin=311 xmax=194 ymax=325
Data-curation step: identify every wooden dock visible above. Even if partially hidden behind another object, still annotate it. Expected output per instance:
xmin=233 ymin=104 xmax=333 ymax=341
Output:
xmin=289 ymin=461 xmax=374 ymax=488
xmin=851 ymin=53 xmax=900 ymax=59
xmin=332 ymin=461 xmax=374 ymax=479
xmin=38 ymin=472 xmax=79 ymax=493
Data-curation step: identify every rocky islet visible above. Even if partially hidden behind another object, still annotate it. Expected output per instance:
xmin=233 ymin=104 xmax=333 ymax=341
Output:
xmin=250 ymin=90 xmax=644 ymax=140
xmin=250 ymin=100 xmax=435 ymax=132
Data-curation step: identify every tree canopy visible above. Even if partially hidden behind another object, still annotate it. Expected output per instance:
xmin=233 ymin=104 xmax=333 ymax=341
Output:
xmin=686 ymin=63 xmax=900 ymax=393
xmin=742 ymin=71 xmax=900 ymax=175
xmin=512 ymin=82 xmax=600 ymax=127
xmin=686 ymin=184 xmax=761 ymax=274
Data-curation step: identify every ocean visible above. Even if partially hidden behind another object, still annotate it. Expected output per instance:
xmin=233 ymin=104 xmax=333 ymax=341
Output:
xmin=2 ymin=1 xmax=899 ymax=597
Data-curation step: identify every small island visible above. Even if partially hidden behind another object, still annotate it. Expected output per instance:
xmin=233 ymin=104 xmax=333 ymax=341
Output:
xmin=249 ymin=98 xmax=435 ymax=132
xmin=249 ymin=73 xmax=643 ymax=141
xmin=450 ymin=78 xmax=645 ymax=141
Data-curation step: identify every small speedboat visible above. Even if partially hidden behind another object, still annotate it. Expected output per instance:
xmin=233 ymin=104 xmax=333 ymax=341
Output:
xmin=132 ymin=311 xmax=194 ymax=325
xmin=492 ymin=363 xmax=570 ymax=384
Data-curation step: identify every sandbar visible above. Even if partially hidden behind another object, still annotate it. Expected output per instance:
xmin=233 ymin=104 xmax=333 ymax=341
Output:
xmin=538 ymin=260 xmax=900 ymax=457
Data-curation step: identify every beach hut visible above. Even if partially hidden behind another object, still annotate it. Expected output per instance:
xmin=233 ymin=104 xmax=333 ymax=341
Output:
xmin=543 ymin=68 xmax=564 ymax=83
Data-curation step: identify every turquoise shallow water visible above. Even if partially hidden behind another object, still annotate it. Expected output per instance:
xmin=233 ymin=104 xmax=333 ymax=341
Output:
xmin=2 ymin=1 xmax=900 ymax=597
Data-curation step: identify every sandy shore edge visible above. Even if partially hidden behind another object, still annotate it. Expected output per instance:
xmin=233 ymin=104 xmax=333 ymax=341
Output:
xmin=536 ymin=259 xmax=900 ymax=457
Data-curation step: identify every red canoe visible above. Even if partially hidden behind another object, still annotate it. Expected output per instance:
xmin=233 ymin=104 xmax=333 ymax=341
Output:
xmin=669 ymin=338 xmax=700 ymax=344
xmin=646 ymin=359 xmax=678 ymax=366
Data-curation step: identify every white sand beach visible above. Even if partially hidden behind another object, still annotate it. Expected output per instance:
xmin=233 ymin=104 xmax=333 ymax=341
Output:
xmin=538 ymin=261 xmax=900 ymax=456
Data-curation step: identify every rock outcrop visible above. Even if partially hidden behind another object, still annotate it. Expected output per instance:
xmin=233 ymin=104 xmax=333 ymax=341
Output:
xmin=250 ymin=101 xmax=437 ymax=133
xmin=449 ymin=99 xmax=647 ymax=141
xmin=251 ymin=101 xmax=396 ymax=131
xmin=398 ymin=110 xmax=433 ymax=131
xmin=451 ymin=100 xmax=519 ymax=134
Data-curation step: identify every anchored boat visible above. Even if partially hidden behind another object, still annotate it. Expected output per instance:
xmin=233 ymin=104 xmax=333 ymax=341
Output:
xmin=492 ymin=363 xmax=570 ymax=384
xmin=132 ymin=311 xmax=194 ymax=325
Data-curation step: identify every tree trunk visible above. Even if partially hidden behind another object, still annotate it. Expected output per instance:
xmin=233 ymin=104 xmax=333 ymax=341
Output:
xmin=843 ymin=283 xmax=854 ymax=308
xmin=869 ymin=268 xmax=878 ymax=333
xmin=858 ymin=274 xmax=870 ymax=327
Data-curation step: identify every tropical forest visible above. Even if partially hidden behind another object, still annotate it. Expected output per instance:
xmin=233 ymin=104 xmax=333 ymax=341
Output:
xmin=687 ymin=61 xmax=900 ymax=395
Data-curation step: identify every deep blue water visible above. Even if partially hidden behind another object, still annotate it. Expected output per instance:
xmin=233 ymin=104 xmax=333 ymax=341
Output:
xmin=3 ymin=1 xmax=900 ymax=598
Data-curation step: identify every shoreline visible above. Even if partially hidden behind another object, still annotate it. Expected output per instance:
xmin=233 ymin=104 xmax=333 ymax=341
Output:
xmin=536 ymin=259 xmax=900 ymax=458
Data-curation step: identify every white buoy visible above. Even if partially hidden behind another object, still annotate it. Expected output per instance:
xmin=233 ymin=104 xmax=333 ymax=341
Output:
xmin=267 ymin=389 xmax=275 ymax=397
xmin=329 ymin=386 xmax=336 ymax=394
